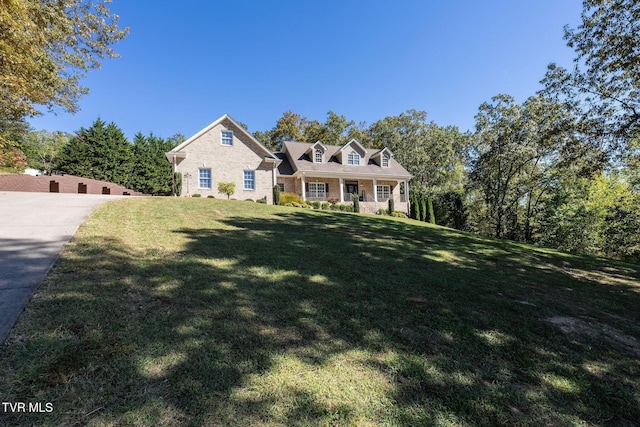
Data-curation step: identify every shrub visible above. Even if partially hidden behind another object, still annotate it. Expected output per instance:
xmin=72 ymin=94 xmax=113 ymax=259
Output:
xmin=321 ymin=202 xmax=330 ymax=210
xmin=330 ymin=203 xmax=337 ymax=210
xmin=173 ymin=172 xmax=182 ymax=196
xmin=245 ymin=198 xmax=254 ymax=202
xmin=280 ymin=192 xmax=304 ymax=205
xmin=345 ymin=204 xmax=354 ymax=212
xmin=218 ymin=182 xmax=236 ymax=200
xmin=192 ymin=193 xmax=201 ymax=198
xmin=338 ymin=204 xmax=346 ymax=211
xmin=327 ymin=197 xmax=339 ymax=205
xmin=388 ymin=198 xmax=395 ymax=215
xmin=284 ymin=203 xmax=293 ymax=207
xmin=353 ymin=192 xmax=360 ymax=213
xmin=410 ymin=193 xmax=418 ymax=219
xmin=392 ymin=211 xmax=407 ymax=218
xmin=428 ymin=195 xmax=436 ymax=224
xmin=311 ymin=201 xmax=321 ymax=209
xmin=256 ymin=198 xmax=267 ymax=204
xmin=207 ymin=195 xmax=215 ymax=198
xmin=273 ymin=184 xmax=280 ymax=206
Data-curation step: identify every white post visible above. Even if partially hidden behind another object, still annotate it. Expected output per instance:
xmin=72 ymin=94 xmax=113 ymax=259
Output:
xmin=339 ymin=177 xmax=344 ymax=202
xmin=373 ymin=178 xmax=378 ymax=202
xmin=301 ymin=174 xmax=306 ymax=201
xmin=405 ymin=180 xmax=410 ymax=213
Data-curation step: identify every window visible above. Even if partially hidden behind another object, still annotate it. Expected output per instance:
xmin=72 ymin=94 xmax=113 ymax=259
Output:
xmin=314 ymin=149 xmax=323 ymax=163
xmin=221 ymin=131 xmax=233 ymax=146
xmin=382 ymin=156 xmax=389 ymax=167
xmin=376 ymin=185 xmax=390 ymax=200
xmin=347 ymin=151 xmax=360 ymax=165
xmin=277 ymin=183 xmax=285 ymax=192
xmin=243 ymin=170 xmax=255 ymax=190
xmin=308 ymin=182 xmax=326 ymax=199
xmin=199 ymin=168 xmax=211 ymax=189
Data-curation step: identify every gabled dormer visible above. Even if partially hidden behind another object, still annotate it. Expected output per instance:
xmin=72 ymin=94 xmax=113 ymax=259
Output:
xmin=371 ymin=147 xmax=393 ymax=168
xmin=306 ymin=141 xmax=328 ymax=164
xmin=336 ymin=139 xmax=367 ymax=166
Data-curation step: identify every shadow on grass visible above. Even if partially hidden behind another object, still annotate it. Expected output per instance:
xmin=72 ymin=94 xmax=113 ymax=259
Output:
xmin=1 ymin=208 xmax=639 ymax=426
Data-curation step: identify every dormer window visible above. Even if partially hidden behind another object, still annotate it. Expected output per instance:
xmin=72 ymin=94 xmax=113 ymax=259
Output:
xmin=314 ymin=149 xmax=323 ymax=163
xmin=347 ymin=152 xmax=360 ymax=165
xmin=382 ymin=156 xmax=389 ymax=168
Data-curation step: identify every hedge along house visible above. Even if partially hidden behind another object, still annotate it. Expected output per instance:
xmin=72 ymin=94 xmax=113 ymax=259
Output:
xmin=166 ymin=114 xmax=413 ymax=213
xmin=166 ymin=115 xmax=281 ymax=202
xmin=276 ymin=140 xmax=412 ymax=214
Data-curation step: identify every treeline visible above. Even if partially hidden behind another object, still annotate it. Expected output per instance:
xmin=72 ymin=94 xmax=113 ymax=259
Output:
xmin=16 ymin=119 xmax=182 ymax=196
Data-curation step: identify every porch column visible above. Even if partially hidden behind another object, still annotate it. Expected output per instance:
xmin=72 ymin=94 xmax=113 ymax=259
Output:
xmin=301 ymin=174 xmax=306 ymax=201
xmin=405 ymin=180 xmax=410 ymax=213
xmin=339 ymin=177 xmax=344 ymax=202
xmin=272 ymin=164 xmax=277 ymax=188
xmin=373 ymin=178 xmax=378 ymax=202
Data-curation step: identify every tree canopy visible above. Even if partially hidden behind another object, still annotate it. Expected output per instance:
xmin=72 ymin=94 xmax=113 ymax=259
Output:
xmin=0 ymin=0 xmax=128 ymax=142
xmin=541 ymin=0 xmax=640 ymax=151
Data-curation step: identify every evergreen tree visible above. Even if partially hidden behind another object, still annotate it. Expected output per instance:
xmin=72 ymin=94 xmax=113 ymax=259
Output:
xmin=57 ymin=119 xmax=134 ymax=187
xmin=420 ymin=194 xmax=427 ymax=222
xmin=427 ymin=195 xmax=436 ymax=224
xmin=132 ymin=133 xmax=173 ymax=195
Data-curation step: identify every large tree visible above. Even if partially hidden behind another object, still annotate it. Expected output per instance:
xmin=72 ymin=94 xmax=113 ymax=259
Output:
xmin=21 ymin=130 xmax=70 ymax=174
xmin=541 ymin=0 xmax=640 ymax=151
xmin=131 ymin=133 xmax=176 ymax=195
xmin=468 ymin=95 xmax=573 ymax=239
xmin=0 ymin=0 xmax=128 ymax=142
xmin=56 ymin=118 xmax=134 ymax=187
xmin=369 ymin=109 xmax=467 ymax=196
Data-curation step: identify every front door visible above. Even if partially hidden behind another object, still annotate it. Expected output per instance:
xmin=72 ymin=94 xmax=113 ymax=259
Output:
xmin=345 ymin=181 xmax=358 ymax=200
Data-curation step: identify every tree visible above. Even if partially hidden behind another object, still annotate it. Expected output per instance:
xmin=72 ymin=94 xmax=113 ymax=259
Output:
xmin=273 ymin=184 xmax=281 ymax=205
xmin=268 ymin=111 xmax=307 ymax=150
xmin=218 ymin=182 xmax=236 ymax=200
xmin=540 ymin=0 xmax=640 ymax=152
xmin=21 ymin=130 xmax=69 ymax=174
xmin=468 ymin=94 xmax=572 ymax=239
xmin=131 ymin=133 xmax=174 ymax=195
xmin=369 ymin=110 xmax=467 ymax=196
xmin=56 ymin=118 xmax=134 ymax=187
xmin=0 ymin=0 xmax=128 ymax=143
xmin=173 ymin=172 xmax=182 ymax=197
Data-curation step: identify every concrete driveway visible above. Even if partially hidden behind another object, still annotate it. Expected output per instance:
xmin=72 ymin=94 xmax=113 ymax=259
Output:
xmin=0 ymin=191 xmax=126 ymax=346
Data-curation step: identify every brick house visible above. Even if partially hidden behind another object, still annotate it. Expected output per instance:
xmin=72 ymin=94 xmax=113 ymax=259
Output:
xmin=166 ymin=115 xmax=413 ymax=212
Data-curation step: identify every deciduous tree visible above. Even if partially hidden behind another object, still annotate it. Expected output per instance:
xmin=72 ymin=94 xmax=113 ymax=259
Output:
xmin=0 ymin=0 xmax=128 ymax=143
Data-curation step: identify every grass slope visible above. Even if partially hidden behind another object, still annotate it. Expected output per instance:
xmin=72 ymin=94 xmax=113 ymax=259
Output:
xmin=1 ymin=198 xmax=639 ymax=426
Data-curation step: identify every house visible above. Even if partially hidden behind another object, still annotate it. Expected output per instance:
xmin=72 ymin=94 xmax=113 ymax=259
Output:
xmin=166 ymin=114 xmax=413 ymax=213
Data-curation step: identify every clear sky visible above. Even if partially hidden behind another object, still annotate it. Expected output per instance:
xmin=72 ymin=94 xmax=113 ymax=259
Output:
xmin=28 ymin=0 xmax=584 ymax=140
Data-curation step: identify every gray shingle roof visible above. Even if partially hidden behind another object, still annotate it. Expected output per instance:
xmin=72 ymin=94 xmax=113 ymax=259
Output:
xmin=280 ymin=141 xmax=412 ymax=179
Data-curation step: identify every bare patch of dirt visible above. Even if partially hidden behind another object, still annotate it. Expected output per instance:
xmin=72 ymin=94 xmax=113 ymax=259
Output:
xmin=545 ymin=316 xmax=640 ymax=357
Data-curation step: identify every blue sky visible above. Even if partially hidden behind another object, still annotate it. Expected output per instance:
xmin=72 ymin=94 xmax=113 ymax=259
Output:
xmin=29 ymin=0 xmax=583 ymax=140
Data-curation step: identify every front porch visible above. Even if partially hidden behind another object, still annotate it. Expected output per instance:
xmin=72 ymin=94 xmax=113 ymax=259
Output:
xmin=278 ymin=176 xmax=410 ymax=214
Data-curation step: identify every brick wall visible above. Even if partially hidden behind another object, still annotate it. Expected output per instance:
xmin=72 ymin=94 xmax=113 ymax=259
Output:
xmin=0 ymin=174 xmax=144 ymax=196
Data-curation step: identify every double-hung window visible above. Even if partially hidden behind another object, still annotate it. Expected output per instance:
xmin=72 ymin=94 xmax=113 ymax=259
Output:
xmin=308 ymin=182 xmax=326 ymax=199
xmin=314 ymin=149 xmax=323 ymax=163
xmin=221 ymin=131 xmax=233 ymax=146
xmin=382 ymin=156 xmax=389 ymax=167
xmin=199 ymin=168 xmax=211 ymax=189
xmin=347 ymin=152 xmax=360 ymax=165
xmin=243 ymin=170 xmax=255 ymax=190
xmin=376 ymin=185 xmax=390 ymax=200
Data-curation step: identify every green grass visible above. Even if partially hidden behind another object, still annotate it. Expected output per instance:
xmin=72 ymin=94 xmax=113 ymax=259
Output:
xmin=1 ymin=198 xmax=639 ymax=426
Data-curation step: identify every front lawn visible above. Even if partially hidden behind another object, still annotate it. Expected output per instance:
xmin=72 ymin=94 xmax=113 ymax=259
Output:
xmin=1 ymin=198 xmax=639 ymax=426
